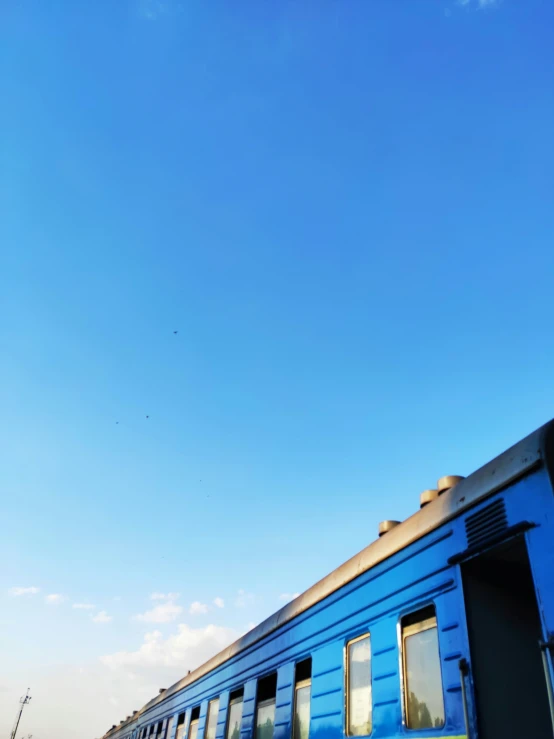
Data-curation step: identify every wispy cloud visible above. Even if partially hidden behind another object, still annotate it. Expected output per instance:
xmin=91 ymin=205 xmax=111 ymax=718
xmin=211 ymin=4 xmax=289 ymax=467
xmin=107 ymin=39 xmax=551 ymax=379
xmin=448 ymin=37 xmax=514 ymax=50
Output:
xmin=92 ymin=610 xmax=113 ymax=624
xmin=45 ymin=593 xmax=66 ymax=605
xmin=101 ymin=623 xmax=238 ymax=670
xmin=278 ymin=592 xmax=300 ymax=602
xmin=234 ymin=589 xmax=255 ymax=608
xmin=213 ymin=597 xmax=224 ymax=609
xmin=73 ymin=603 xmax=95 ymax=610
xmin=135 ymin=595 xmax=183 ymax=623
xmin=189 ymin=601 xmax=209 ymax=615
xmin=8 ymin=586 xmax=40 ymax=597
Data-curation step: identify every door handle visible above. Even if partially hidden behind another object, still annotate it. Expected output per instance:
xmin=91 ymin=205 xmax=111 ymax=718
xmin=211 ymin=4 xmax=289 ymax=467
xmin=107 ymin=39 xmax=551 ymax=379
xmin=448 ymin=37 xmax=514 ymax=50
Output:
xmin=539 ymin=638 xmax=554 ymax=733
xmin=459 ymin=658 xmax=471 ymax=739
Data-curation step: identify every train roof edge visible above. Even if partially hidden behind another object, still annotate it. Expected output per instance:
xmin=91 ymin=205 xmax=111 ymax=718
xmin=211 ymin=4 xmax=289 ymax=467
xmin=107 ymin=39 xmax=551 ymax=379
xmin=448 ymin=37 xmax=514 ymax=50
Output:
xmin=103 ymin=418 xmax=554 ymax=737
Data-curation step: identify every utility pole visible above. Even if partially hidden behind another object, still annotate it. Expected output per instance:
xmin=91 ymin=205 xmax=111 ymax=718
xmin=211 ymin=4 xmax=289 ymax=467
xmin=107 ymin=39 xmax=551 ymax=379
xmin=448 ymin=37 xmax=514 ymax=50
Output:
xmin=10 ymin=689 xmax=32 ymax=739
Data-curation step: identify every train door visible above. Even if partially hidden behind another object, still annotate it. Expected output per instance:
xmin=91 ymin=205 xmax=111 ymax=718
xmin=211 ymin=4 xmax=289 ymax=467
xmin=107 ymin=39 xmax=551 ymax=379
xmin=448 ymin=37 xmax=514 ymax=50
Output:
xmin=460 ymin=536 xmax=553 ymax=738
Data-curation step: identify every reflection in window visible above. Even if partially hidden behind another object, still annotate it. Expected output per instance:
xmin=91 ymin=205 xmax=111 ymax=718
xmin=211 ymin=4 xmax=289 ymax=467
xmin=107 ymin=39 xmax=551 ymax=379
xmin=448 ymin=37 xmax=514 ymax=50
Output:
xmin=402 ymin=607 xmax=445 ymax=729
xmin=205 ymin=699 xmax=220 ymax=739
xmin=227 ymin=690 xmax=244 ymax=739
xmin=175 ymin=714 xmax=186 ymax=739
xmin=293 ymin=659 xmax=311 ymax=739
xmin=256 ymin=674 xmax=277 ymax=739
xmin=346 ymin=635 xmax=372 ymax=736
xmin=189 ymin=707 xmax=200 ymax=739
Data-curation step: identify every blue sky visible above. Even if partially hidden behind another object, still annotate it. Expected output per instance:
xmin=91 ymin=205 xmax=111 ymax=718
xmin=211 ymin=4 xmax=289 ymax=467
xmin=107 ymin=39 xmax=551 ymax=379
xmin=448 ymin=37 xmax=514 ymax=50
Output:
xmin=1 ymin=0 xmax=554 ymax=736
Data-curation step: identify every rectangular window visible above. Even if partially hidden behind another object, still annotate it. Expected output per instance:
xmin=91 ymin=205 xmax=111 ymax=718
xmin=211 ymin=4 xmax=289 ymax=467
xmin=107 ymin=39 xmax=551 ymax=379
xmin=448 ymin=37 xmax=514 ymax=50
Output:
xmin=346 ymin=634 xmax=372 ymax=736
xmin=226 ymin=689 xmax=244 ymax=739
xmin=293 ymin=659 xmax=311 ymax=739
xmin=401 ymin=606 xmax=445 ymax=729
xmin=205 ymin=699 xmax=220 ymax=739
xmin=189 ymin=707 xmax=201 ymax=739
xmin=255 ymin=674 xmax=277 ymax=739
xmin=175 ymin=714 xmax=186 ymax=739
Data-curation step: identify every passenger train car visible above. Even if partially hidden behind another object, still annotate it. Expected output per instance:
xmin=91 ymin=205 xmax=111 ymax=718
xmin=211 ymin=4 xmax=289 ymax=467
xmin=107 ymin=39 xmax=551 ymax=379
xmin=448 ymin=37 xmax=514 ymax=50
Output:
xmin=100 ymin=421 xmax=554 ymax=739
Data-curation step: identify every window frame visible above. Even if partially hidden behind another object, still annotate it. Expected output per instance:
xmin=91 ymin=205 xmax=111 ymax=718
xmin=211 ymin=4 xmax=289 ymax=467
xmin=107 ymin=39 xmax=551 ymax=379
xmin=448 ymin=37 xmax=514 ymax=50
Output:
xmin=188 ymin=707 xmax=201 ymax=739
xmin=254 ymin=673 xmax=278 ymax=739
xmin=344 ymin=632 xmax=373 ymax=738
xmin=204 ymin=698 xmax=220 ymax=739
xmin=399 ymin=605 xmax=445 ymax=731
xmin=225 ymin=690 xmax=244 ymax=739
xmin=175 ymin=713 xmax=186 ymax=739
xmin=292 ymin=678 xmax=311 ymax=739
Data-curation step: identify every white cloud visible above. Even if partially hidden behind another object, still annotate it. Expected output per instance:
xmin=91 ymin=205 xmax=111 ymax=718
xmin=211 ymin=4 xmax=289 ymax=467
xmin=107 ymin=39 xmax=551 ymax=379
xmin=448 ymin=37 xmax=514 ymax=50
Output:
xmin=189 ymin=601 xmax=209 ymax=615
xmin=135 ymin=601 xmax=183 ymax=623
xmin=213 ymin=597 xmax=224 ymax=609
xmin=150 ymin=592 xmax=179 ymax=601
xmin=92 ymin=611 xmax=113 ymax=624
xmin=45 ymin=594 xmax=66 ymax=605
xmin=73 ymin=603 xmax=95 ymax=610
xmin=278 ymin=593 xmax=300 ymax=602
xmin=101 ymin=623 xmax=238 ymax=671
xmin=8 ymin=586 xmax=40 ymax=597
xmin=234 ymin=589 xmax=255 ymax=608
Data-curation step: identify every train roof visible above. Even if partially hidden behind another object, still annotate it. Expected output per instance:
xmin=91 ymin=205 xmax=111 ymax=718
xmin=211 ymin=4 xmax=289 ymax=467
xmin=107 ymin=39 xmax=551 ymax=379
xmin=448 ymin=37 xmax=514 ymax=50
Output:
xmin=105 ymin=419 xmax=554 ymax=737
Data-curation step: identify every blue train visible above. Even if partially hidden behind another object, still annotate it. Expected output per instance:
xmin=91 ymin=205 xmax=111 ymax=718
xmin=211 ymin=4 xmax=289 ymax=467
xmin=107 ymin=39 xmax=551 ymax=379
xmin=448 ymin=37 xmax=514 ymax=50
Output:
xmin=101 ymin=421 xmax=554 ymax=739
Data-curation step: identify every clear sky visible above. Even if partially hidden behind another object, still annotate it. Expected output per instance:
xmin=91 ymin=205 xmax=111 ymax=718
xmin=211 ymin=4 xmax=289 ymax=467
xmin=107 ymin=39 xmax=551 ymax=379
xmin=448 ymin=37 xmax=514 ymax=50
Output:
xmin=1 ymin=0 xmax=553 ymax=737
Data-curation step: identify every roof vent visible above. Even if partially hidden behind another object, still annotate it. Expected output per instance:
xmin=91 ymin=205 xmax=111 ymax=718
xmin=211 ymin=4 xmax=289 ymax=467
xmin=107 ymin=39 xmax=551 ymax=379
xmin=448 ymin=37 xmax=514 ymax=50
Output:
xmin=378 ymin=520 xmax=400 ymax=537
xmin=420 ymin=489 xmax=439 ymax=508
xmin=437 ymin=475 xmax=465 ymax=495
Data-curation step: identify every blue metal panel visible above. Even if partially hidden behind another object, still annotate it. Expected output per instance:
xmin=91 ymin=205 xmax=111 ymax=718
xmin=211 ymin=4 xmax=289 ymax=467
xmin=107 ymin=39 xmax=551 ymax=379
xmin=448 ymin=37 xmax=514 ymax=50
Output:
xmin=371 ymin=616 xmax=400 ymax=738
xmin=167 ymin=714 xmax=179 ymax=739
xmin=274 ymin=663 xmax=294 ymax=739
xmin=183 ymin=710 xmax=191 ymax=739
xmin=215 ymin=692 xmax=230 ymax=739
xmin=241 ymin=680 xmax=257 ymax=739
xmin=310 ymin=642 xmax=343 ymax=739
xmin=197 ymin=701 xmax=208 ymax=739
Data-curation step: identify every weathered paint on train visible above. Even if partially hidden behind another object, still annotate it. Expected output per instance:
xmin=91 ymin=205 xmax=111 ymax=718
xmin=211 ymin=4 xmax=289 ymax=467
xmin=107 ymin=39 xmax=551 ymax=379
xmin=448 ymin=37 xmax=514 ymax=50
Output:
xmin=100 ymin=421 xmax=554 ymax=739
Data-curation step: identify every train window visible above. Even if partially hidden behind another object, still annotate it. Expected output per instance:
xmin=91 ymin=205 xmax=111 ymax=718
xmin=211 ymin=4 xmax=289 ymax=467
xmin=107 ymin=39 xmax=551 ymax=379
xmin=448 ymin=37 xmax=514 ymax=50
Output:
xmin=255 ymin=673 xmax=277 ymax=739
xmin=346 ymin=634 xmax=372 ymax=736
xmin=175 ymin=713 xmax=186 ymax=739
xmin=189 ymin=707 xmax=201 ymax=739
xmin=293 ymin=659 xmax=312 ymax=739
xmin=226 ymin=688 xmax=244 ymax=739
xmin=205 ymin=699 xmax=220 ymax=739
xmin=401 ymin=606 xmax=445 ymax=729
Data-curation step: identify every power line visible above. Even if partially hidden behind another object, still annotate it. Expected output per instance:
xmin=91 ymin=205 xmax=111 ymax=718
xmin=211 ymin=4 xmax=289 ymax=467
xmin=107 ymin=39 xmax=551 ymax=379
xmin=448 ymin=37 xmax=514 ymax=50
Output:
xmin=10 ymin=689 xmax=32 ymax=739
